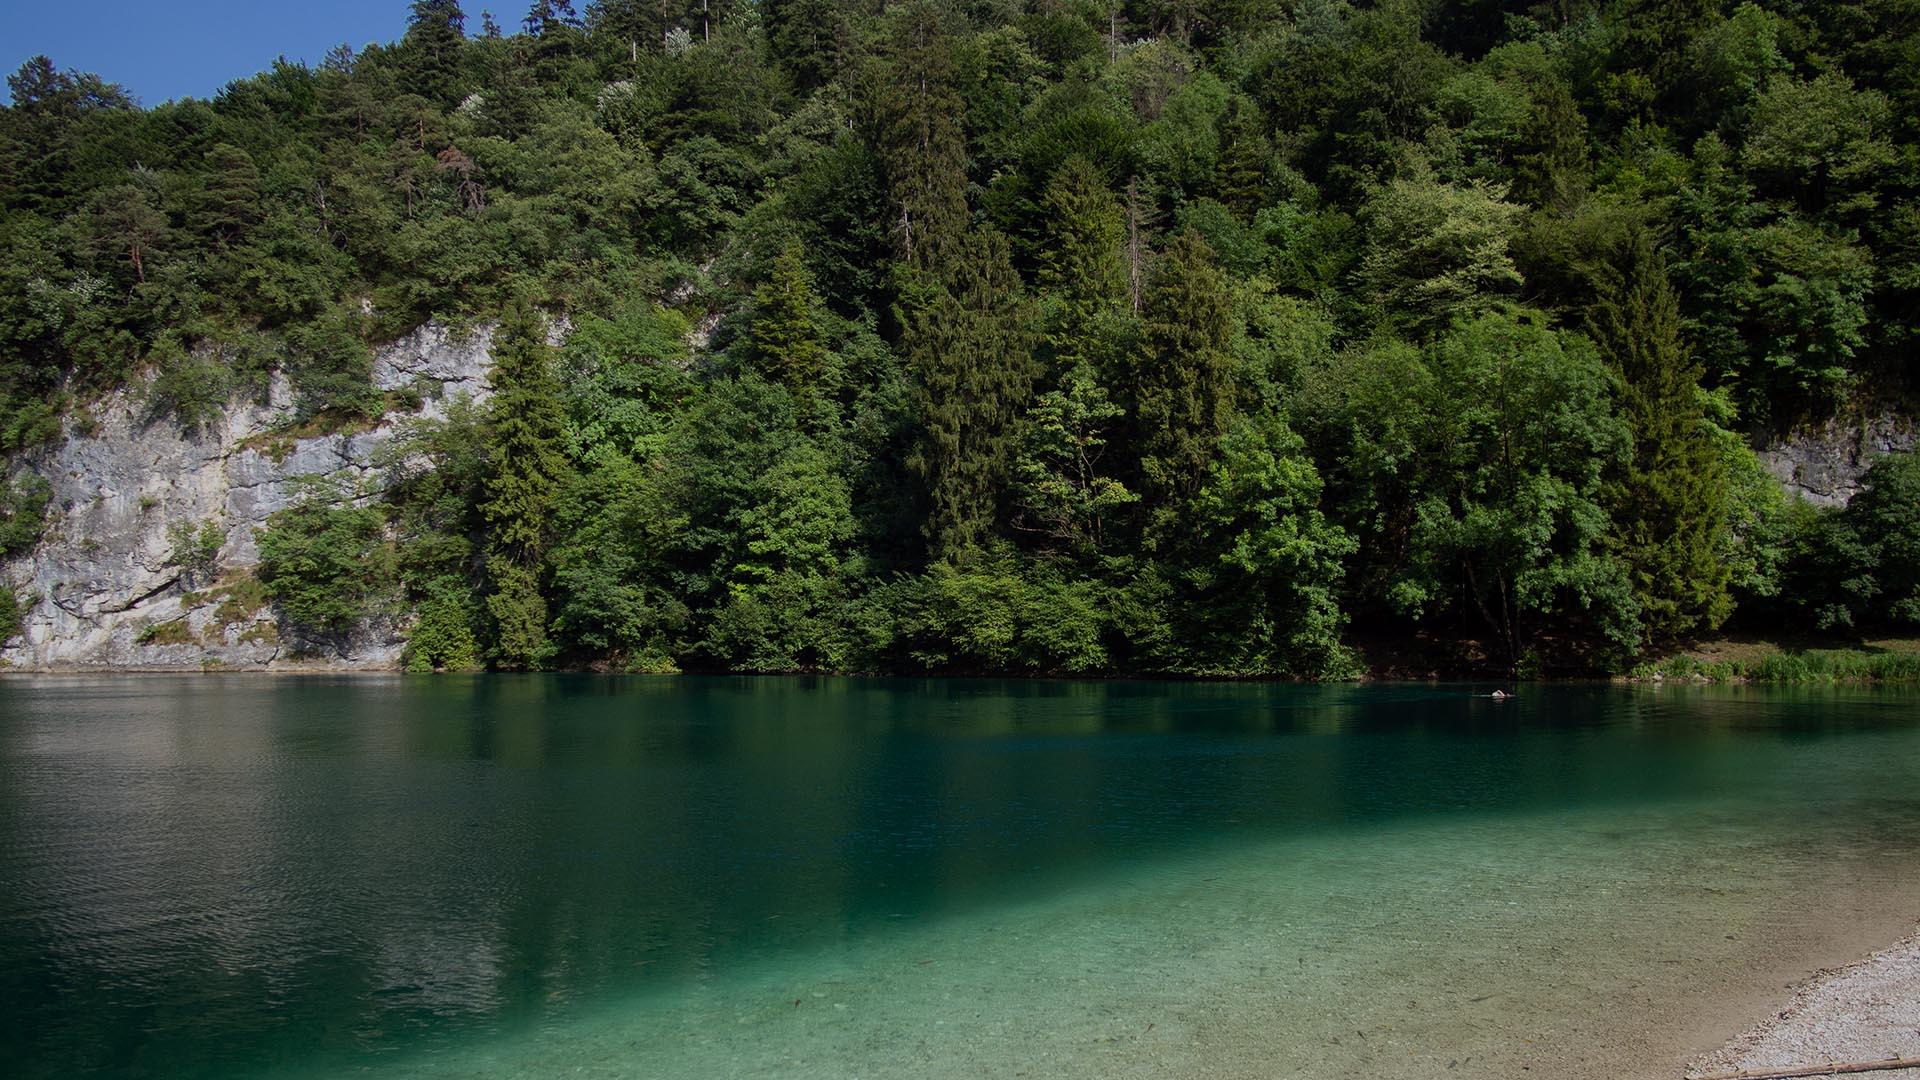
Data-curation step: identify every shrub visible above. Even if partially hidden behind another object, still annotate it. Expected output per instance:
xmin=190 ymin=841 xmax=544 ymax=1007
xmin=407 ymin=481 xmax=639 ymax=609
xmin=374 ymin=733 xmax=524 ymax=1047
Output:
xmin=166 ymin=518 xmax=224 ymax=582
xmin=0 ymin=474 xmax=52 ymax=559
xmin=136 ymin=619 xmax=195 ymax=646
xmin=256 ymin=476 xmax=397 ymax=637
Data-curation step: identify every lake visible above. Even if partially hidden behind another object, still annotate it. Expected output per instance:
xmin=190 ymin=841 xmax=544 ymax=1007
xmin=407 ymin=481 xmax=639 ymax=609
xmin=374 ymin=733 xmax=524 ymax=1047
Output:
xmin=2 ymin=676 xmax=1918 ymax=1079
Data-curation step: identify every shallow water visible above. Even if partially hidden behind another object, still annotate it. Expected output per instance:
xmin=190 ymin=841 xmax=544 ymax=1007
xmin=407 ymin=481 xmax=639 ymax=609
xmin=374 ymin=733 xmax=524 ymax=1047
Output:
xmin=2 ymin=677 xmax=1918 ymax=1079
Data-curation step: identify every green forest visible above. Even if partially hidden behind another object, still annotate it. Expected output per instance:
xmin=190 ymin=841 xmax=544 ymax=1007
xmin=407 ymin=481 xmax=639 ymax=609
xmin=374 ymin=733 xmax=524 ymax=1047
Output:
xmin=2 ymin=0 xmax=1918 ymax=676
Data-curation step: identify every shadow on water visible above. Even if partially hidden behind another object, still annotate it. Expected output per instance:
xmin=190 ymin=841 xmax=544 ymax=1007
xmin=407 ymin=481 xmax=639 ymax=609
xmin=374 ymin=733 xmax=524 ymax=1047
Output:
xmin=0 ymin=676 xmax=1916 ymax=1078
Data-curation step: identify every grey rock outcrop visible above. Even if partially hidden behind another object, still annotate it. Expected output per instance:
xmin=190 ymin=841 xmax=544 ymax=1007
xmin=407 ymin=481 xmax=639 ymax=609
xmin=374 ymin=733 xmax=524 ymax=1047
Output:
xmin=1757 ymin=413 xmax=1916 ymax=508
xmin=0 ymin=322 xmax=498 ymax=671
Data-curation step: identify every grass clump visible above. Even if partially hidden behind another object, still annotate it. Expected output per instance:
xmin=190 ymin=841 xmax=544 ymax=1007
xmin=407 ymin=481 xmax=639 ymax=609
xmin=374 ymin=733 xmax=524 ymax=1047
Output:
xmin=135 ymin=619 xmax=196 ymax=646
xmin=211 ymin=576 xmax=271 ymax=626
xmin=1633 ymin=644 xmax=1920 ymax=684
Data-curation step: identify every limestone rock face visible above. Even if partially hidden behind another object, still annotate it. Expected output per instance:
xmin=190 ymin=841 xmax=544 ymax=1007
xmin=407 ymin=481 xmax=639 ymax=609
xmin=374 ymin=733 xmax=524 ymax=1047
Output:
xmin=0 ymin=322 xmax=497 ymax=671
xmin=1757 ymin=414 xmax=1916 ymax=508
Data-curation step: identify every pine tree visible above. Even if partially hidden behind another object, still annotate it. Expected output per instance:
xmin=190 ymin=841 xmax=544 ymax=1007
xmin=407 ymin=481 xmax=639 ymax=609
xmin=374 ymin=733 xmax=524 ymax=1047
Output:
xmin=1215 ymin=98 xmax=1271 ymax=221
xmin=1613 ymin=0 xmax=1718 ymax=106
xmin=1038 ymin=157 xmax=1126 ymax=372
xmin=196 ymin=143 xmax=261 ymax=248
xmin=1511 ymin=73 xmax=1588 ymax=209
xmin=1589 ymin=229 xmax=1732 ymax=644
xmin=86 ymin=182 xmax=168 ymax=286
xmin=481 ymin=303 xmax=570 ymax=667
xmin=907 ymin=230 xmax=1039 ymax=559
xmin=587 ymin=0 xmax=662 ymax=63
xmin=403 ymin=0 xmax=468 ymax=104
xmin=524 ymin=0 xmax=582 ymax=70
xmin=748 ymin=243 xmax=826 ymax=395
xmin=1130 ymin=229 xmax=1237 ymax=505
xmin=523 ymin=0 xmax=558 ymax=34
xmin=876 ymin=0 xmax=968 ymax=269
xmin=765 ymin=0 xmax=847 ymax=90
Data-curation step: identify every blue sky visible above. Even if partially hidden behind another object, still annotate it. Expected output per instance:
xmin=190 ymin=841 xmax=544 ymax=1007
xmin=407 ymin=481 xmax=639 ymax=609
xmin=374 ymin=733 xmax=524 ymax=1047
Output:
xmin=1 ymin=1 xmax=419 ymax=106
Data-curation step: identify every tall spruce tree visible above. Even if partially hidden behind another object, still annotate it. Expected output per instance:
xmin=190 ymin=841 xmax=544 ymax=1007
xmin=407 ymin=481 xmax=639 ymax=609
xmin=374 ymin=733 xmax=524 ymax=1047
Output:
xmin=1512 ymin=73 xmax=1588 ymax=209
xmin=587 ymin=0 xmax=664 ymax=62
xmin=1589 ymin=229 xmax=1732 ymax=643
xmin=765 ymin=0 xmax=847 ymax=90
xmin=481 ymin=303 xmax=570 ymax=667
xmin=748 ymin=243 xmax=827 ymax=396
xmin=1038 ymin=157 xmax=1126 ymax=372
xmin=1215 ymin=98 xmax=1272 ymax=221
xmin=403 ymin=0 xmax=468 ymax=104
xmin=876 ymin=0 xmax=968 ymax=268
xmin=1130 ymin=229 xmax=1237 ymax=505
xmin=196 ymin=144 xmax=261 ymax=249
xmin=907 ymin=230 xmax=1038 ymax=559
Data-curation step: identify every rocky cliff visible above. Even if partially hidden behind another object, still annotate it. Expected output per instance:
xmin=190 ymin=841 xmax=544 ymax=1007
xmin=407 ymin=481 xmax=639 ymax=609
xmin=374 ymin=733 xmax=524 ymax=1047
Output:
xmin=1757 ymin=413 xmax=1916 ymax=508
xmin=0 ymin=323 xmax=497 ymax=671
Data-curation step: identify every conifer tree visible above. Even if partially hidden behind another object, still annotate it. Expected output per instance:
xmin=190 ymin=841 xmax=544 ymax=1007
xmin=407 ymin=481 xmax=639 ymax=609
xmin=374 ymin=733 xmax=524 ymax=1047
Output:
xmin=403 ymin=0 xmax=468 ymax=104
xmin=1123 ymin=177 xmax=1155 ymax=314
xmin=524 ymin=0 xmax=582 ymax=70
xmin=1130 ymin=229 xmax=1237 ymax=505
xmin=196 ymin=144 xmax=261 ymax=248
xmin=748 ymin=243 xmax=826 ymax=395
xmin=1511 ymin=74 xmax=1588 ymax=209
xmin=1215 ymin=98 xmax=1272 ymax=221
xmin=1613 ymin=0 xmax=1718 ymax=106
xmin=1038 ymin=157 xmax=1126 ymax=371
xmin=587 ymin=0 xmax=661 ymax=62
xmin=765 ymin=0 xmax=847 ymax=90
xmin=907 ymin=230 xmax=1038 ymax=559
xmin=85 ymin=182 xmax=168 ymax=286
xmin=876 ymin=0 xmax=968 ymax=268
xmin=481 ymin=303 xmax=570 ymax=667
xmin=1589 ymin=229 xmax=1732 ymax=643
xmin=523 ymin=0 xmax=558 ymax=34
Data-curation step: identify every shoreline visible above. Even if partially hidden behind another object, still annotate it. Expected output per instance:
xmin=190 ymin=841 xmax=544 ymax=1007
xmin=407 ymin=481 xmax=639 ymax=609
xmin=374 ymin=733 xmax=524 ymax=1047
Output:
xmin=2 ymin=656 xmax=1919 ymax=683
xmin=3 ymin=631 xmax=1919 ymax=683
xmin=1689 ymin=926 xmax=1920 ymax=1080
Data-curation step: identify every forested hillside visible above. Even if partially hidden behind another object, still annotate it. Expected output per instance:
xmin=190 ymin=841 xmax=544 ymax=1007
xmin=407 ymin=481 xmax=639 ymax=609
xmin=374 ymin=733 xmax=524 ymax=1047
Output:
xmin=2 ymin=0 xmax=1917 ymax=675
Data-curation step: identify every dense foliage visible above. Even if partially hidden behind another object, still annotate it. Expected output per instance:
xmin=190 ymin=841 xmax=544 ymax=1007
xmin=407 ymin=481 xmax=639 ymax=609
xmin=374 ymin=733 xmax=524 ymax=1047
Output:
xmin=6 ymin=0 xmax=1919 ymax=673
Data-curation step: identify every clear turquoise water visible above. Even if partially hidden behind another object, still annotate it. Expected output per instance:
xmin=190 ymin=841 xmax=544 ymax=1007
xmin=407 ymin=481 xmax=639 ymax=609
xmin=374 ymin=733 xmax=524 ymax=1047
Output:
xmin=2 ymin=677 xmax=1919 ymax=1079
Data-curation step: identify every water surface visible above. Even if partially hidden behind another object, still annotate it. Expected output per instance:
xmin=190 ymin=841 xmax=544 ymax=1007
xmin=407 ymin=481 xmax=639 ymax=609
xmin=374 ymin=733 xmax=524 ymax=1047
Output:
xmin=3 ymin=677 xmax=1918 ymax=1079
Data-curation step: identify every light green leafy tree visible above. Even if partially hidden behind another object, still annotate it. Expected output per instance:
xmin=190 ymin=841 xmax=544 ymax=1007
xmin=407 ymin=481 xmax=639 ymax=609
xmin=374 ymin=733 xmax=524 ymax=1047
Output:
xmin=1011 ymin=364 xmax=1137 ymax=558
xmin=1181 ymin=413 xmax=1359 ymax=677
xmin=1397 ymin=308 xmax=1640 ymax=669
xmin=1359 ymin=170 xmax=1523 ymax=335
xmin=1742 ymin=71 xmax=1895 ymax=222
xmin=257 ymin=476 xmax=398 ymax=640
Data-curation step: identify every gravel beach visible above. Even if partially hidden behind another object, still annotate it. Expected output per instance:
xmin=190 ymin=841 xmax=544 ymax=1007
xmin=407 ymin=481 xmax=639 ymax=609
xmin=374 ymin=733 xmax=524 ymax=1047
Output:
xmin=1689 ymin=926 xmax=1920 ymax=1080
